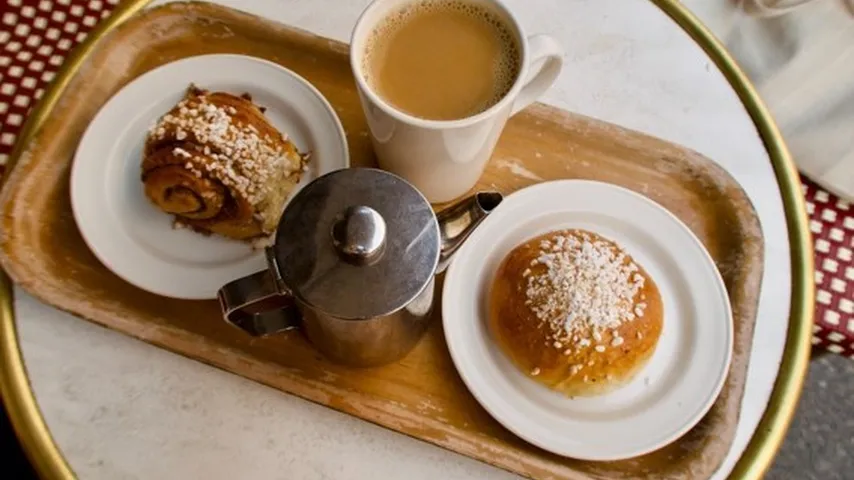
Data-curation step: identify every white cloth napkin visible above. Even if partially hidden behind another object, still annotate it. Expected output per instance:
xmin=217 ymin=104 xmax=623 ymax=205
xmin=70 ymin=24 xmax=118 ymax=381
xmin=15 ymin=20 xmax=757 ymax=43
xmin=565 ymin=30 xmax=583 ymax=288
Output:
xmin=684 ymin=0 xmax=854 ymax=200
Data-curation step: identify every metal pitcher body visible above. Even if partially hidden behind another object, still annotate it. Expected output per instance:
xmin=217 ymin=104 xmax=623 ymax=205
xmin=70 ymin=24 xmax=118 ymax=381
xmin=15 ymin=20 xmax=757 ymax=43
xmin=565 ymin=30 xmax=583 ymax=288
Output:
xmin=301 ymin=277 xmax=435 ymax=366
xmin=217 ymin=168 xmax=500 ymax=368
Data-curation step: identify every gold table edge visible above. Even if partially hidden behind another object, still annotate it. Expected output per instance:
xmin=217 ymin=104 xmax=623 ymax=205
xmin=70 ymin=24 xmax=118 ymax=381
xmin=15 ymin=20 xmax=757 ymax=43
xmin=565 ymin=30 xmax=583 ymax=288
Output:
xmin=0 ymin=1 xmax=814 ymax=479
xmin=650 ymin=2 xmax=815 ymax=479
xmin=0 ymin=3 xmax=154 ymax=479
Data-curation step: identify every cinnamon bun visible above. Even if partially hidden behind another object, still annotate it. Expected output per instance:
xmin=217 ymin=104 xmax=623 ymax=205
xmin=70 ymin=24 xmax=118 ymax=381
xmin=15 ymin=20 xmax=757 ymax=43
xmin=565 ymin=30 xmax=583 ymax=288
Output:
xmin=141 ymin=84 xmax=308 ymax=240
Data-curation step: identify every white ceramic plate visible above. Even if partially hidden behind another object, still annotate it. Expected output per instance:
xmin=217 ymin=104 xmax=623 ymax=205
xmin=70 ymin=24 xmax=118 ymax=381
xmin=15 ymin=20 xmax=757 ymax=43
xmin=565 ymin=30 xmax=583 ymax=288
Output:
xmin=442 ymin=180 xmax=733 ymax=461
xmin=71 ymin=54 xmax=349 ymax=300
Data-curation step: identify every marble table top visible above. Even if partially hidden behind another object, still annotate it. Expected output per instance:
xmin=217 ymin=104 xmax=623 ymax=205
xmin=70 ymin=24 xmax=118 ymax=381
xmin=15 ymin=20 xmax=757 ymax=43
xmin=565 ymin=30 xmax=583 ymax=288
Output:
xmin=15 ymin=0 xmax=792 ymax=478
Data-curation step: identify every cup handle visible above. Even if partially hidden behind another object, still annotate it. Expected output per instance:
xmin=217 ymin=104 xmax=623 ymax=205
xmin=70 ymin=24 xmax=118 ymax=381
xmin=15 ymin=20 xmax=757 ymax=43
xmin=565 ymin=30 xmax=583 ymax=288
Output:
xmin=218 ymin=268 xmax=300 ymax=337
xmin=510 ymin=34 xmax=564 ymax=116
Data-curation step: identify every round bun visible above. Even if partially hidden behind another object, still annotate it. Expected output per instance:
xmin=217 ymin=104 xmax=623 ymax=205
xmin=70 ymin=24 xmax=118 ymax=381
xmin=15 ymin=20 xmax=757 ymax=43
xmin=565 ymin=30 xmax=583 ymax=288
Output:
xmin=489 ymin=229 xmax=663 ymax=397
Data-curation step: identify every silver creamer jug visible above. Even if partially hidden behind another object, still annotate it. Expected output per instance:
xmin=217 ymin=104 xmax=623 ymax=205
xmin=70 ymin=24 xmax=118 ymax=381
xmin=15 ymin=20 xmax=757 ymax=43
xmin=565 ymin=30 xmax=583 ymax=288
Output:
xmin=218 ymin=168 xmax=502 ymax=367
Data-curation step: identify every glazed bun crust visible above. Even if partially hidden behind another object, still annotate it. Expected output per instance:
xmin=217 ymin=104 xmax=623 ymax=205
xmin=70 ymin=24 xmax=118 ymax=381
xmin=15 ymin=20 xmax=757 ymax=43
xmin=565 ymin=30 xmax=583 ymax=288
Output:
xmin=489 ymin=229 xmax=663 ymax=397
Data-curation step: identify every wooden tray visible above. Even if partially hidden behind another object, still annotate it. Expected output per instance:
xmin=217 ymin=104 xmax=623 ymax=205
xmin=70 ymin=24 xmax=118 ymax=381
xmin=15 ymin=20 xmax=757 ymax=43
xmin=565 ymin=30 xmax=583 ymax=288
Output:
xmin=0 ymin=2 xmax=764 ymax=479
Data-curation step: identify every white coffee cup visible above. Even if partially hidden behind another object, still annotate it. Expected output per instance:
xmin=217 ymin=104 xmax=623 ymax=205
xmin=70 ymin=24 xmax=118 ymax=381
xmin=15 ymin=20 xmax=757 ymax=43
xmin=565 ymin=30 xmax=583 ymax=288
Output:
xmin=350 ymin=0 xmax=564 ymax=203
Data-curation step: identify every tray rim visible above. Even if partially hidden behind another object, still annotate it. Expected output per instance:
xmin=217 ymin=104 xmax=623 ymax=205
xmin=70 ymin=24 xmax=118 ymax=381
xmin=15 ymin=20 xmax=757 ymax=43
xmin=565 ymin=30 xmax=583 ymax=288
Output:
xmin=0 ymin=1 xmax=814 ymax=479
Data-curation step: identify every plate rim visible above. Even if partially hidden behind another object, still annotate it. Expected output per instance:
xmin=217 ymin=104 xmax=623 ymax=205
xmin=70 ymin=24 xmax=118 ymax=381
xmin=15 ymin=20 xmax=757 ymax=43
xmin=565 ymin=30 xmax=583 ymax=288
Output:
xmin=442 ymin=179 xmax=734 ymax=461
xmin=69 ymin=53 xmax=350 ymax=300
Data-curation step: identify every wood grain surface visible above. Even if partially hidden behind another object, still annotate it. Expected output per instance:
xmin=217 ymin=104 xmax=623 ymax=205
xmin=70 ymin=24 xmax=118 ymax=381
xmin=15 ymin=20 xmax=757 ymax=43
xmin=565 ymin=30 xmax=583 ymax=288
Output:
xmin=0 ymin=3 xmax=764 ymax=479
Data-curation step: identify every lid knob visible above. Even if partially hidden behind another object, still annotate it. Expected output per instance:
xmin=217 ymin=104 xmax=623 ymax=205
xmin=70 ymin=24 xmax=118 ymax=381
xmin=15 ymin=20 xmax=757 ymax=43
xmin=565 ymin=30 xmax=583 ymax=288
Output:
xmin=331 ymin=205 xmax=387 ymax=265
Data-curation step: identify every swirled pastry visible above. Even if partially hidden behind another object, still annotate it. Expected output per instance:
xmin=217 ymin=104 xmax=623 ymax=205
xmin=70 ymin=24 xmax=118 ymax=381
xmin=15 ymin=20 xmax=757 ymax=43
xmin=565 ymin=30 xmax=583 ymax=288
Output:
xmin=141 ymin=85 xmax=308 ymax=240
xmin=489 ymin=229 xmax=663 ymax=397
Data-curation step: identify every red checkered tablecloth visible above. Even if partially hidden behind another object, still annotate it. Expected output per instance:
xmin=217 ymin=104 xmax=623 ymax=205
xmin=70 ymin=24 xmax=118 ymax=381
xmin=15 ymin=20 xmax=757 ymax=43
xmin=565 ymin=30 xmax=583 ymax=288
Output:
xmin=1 ymin=0 xmax=852 ymax=357
xmin=804 ymin=180 xmax=854 ymax=355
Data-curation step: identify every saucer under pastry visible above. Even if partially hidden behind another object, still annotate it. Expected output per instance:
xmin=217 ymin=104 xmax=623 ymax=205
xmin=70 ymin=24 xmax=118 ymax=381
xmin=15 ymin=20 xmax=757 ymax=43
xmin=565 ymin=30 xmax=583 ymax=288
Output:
xmin=71 ymin=54 xmax=349 ymax=299
xmin=442 ymin=180 xmax=733 ymax=460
